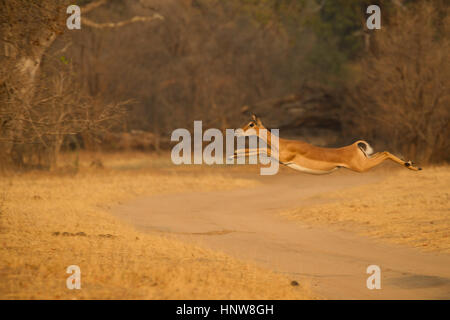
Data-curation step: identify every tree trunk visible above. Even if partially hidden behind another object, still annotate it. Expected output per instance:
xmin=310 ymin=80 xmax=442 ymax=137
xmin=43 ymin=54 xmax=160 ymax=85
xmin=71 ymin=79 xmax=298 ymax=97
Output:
xmin=9 ymin=31 xmax=57 ymax=167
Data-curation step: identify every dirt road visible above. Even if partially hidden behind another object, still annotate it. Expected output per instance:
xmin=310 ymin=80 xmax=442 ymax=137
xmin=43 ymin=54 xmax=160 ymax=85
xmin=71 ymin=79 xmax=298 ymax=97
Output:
xmin=113 ymin=169 xmax=450 ymax=299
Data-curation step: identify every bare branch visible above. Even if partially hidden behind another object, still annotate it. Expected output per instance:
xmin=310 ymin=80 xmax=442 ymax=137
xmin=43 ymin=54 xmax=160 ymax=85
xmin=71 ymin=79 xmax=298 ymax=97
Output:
xmin=81 ymin=0 xmax=108 ymax=14
xmin=83 ymin=13 xmax=164 ymax=29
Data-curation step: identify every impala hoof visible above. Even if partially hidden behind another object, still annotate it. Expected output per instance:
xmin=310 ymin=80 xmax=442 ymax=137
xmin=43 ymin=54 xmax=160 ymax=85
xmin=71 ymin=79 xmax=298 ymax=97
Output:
xmin=405 ymin=160 xmax=421 ymax=171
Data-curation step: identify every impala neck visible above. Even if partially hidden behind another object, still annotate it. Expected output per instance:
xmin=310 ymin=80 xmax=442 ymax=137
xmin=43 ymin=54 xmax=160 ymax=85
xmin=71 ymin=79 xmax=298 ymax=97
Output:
xmin=257 ymin=128 xmax=279 ymax=151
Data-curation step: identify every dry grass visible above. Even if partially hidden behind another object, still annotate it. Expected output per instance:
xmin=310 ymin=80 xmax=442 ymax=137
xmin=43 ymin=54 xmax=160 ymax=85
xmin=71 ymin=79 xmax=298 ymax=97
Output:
xmin=282 ymin=166 xmax=450 ymax=253
xmin=0 ymin=152 xmax=313 ymax=299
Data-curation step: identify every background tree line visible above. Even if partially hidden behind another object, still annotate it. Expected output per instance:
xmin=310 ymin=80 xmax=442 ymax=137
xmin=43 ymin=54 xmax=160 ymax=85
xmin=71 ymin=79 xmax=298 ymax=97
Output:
xmin=0 ymin=0 xmax=448 ymax=170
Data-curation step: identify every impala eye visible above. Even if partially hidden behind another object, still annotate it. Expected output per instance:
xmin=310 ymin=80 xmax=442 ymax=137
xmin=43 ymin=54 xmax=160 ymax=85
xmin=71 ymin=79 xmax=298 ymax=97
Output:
xmin=249 ymin=123 xmax=254 ymax=127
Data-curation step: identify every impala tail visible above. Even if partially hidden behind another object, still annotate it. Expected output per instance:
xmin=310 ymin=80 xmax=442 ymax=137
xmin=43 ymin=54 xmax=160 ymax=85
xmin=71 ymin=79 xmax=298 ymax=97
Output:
xmin=356 ymin=140 xmax=374 ymax=157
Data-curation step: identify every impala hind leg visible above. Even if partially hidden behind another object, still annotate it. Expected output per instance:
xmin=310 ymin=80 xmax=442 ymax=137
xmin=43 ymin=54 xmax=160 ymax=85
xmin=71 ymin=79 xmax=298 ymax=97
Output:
xmin=374 ymin=151 xmax=421 ymax=171
xmin=351 ymin=151 xmax=422 ymax=172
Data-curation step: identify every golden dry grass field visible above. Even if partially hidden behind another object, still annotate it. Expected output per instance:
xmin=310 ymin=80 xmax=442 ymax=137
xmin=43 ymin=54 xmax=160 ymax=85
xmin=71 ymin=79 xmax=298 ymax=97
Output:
xmin=282 ymin=166 xmax=450 ymax=253
xmin=0 ymin=152 xmax=313 ymax=300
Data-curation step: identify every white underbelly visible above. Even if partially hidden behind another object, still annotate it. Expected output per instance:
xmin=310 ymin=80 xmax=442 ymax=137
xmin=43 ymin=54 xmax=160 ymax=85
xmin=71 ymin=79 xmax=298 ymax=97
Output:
xmin=284 ymin=162 xmax=339 ymax=175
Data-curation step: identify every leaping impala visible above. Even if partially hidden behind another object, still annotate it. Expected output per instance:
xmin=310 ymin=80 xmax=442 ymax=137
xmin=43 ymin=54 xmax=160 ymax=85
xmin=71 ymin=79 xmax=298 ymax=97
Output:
xmin=233 ymin=114 xmax=422 ymax=174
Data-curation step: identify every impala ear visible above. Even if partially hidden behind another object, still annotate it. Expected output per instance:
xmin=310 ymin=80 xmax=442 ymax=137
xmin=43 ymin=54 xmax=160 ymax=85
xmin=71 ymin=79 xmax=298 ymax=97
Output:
xmin=251 ymin=114 xmax=263 ymax=126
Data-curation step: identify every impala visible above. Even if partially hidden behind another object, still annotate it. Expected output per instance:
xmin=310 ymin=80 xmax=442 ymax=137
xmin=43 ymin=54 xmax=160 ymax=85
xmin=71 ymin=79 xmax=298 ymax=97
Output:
xmin=233 ymin=114 xmax=422 ymax=174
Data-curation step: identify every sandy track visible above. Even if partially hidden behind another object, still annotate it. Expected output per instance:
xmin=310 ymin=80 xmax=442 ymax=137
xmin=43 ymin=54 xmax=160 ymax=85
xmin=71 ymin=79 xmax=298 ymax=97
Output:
xmin=113 ymin=169 xmax=450 ymax=299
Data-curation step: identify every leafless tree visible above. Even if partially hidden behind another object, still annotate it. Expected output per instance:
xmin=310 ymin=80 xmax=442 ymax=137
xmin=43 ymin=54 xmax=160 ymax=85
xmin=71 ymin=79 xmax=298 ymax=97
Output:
xmin=343 ymin=2 xmax=449 ymax=163
xmin=0 ymin=0 xmax=163 ymax=169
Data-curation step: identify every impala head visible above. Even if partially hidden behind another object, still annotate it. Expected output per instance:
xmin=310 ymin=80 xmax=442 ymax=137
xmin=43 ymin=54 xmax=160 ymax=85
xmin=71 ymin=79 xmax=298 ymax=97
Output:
xmin=236 ymin=114 xmax=266 ymax=136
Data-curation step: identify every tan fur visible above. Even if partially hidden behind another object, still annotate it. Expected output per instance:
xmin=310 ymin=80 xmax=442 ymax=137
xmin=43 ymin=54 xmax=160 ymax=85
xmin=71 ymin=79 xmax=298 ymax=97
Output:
xmin=236 ymin=115 xmax=422 ymax=174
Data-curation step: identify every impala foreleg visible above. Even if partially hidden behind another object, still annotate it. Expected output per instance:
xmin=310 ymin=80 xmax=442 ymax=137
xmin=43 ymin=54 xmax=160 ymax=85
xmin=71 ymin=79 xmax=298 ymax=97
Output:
xmin=229 ymin=148 xmax=272 ymax=159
